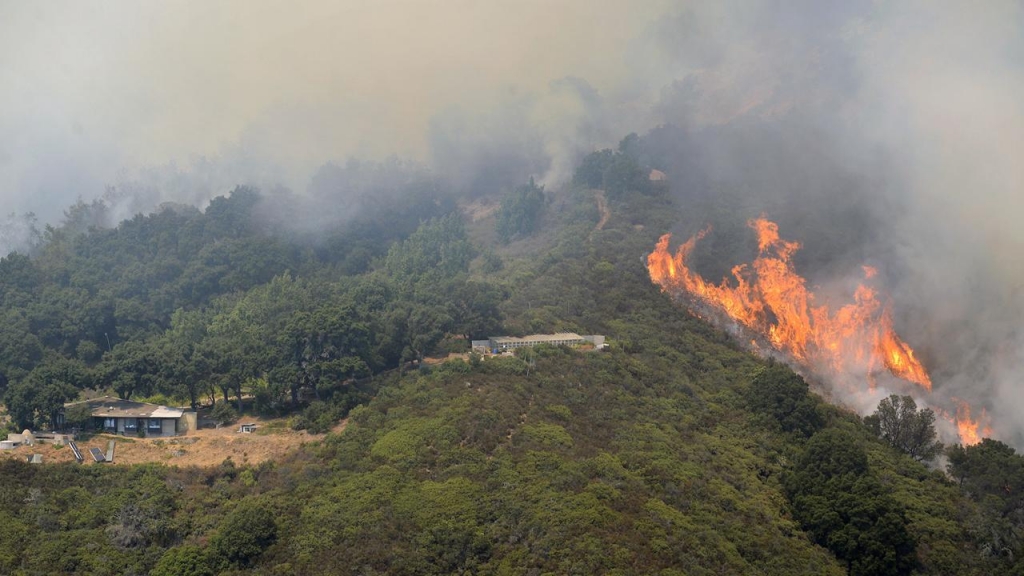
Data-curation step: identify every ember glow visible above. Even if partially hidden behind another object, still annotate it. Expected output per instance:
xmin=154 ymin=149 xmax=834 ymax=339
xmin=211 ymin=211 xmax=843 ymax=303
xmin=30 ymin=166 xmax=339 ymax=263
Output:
xmin=647 ymin=217 xmax=991 ymax=446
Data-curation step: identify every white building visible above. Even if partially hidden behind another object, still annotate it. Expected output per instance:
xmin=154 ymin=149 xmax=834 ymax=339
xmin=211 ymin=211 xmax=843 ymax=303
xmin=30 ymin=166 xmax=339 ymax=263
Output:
xmin=472 ymin=333 xmax=605 ymax=353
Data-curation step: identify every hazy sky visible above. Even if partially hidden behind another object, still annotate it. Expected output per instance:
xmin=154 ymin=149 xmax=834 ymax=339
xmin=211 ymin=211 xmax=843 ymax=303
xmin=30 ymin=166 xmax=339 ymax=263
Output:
xmin=4 ymin=1 xmax=1024 ymax=442
xmin=0 ymin=0 xmax=671 ymax=220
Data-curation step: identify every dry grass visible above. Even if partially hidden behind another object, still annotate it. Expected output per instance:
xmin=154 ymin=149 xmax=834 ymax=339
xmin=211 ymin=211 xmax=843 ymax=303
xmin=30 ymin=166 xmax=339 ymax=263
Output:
xmin=0 ymin=415 xmax=348 ymax=468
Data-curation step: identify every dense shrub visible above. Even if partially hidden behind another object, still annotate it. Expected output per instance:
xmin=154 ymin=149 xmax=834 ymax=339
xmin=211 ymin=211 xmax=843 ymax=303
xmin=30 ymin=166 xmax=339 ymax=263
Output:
xmin=210 ymin=402 xmax=238 ymax=426
xmin=209 ymin=500 xmax=278 ymax=568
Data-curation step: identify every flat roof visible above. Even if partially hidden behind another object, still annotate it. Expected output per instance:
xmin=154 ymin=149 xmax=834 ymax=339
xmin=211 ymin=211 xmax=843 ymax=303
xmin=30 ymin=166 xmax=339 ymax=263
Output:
xmin=66 ymin=396 xmax=187 ymax=419
xmin=490 ymin=333 xmax=584 ymax=344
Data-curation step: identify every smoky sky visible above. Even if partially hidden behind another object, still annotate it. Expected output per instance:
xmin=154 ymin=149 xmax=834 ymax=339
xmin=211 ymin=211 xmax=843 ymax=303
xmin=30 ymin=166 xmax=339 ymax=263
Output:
xmin=0 ymin=0 xmax=667 ymax=222
xmin=3 ymin=1 xmax=1024 ymax=443
xmin=656 ymin=1 xmax=1024 ymax=445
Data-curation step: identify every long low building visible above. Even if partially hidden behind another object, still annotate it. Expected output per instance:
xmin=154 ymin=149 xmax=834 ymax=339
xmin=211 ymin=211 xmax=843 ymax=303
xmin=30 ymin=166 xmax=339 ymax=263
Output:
xmin=472 ymin=333 xmax=606 ymax=353
xmin=60 ymin=397 xmax=197 ymax=437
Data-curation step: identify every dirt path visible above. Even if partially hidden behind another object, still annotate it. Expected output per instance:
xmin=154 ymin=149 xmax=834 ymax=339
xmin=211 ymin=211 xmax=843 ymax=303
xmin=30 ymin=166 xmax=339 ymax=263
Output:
xmin=591 ymin=190 xmax=610 ymax=239
xmin=1 ymin=415 xmax=346 ymax=468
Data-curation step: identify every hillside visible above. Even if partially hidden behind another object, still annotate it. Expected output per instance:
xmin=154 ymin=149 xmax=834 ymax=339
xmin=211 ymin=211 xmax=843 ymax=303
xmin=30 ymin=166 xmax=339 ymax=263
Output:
xmin=0 ymin=152 xmax=1022 ymax=575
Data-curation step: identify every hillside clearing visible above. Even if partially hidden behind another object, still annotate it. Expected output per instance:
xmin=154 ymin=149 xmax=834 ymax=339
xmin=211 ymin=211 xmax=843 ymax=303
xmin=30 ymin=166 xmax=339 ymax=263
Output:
xmin=0 ymin=416 xmax=348 ymax=467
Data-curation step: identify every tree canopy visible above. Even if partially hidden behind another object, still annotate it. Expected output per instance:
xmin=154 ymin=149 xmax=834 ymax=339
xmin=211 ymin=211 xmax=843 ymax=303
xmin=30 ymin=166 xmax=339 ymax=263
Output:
xmin=865 ymin=394 xmax=943 ymax=461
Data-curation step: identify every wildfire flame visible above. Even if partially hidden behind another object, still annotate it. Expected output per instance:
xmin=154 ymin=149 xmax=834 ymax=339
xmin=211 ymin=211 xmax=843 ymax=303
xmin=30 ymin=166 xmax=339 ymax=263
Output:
xmin=949 ymin=399 xmax=993 ymax=447
xmin=647 ymin=217 xmax=991 ymax=445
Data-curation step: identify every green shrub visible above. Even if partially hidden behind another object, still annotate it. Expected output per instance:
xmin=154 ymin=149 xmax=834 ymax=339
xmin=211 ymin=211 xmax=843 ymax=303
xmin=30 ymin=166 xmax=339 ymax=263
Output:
xmin=151 ymin=545 xmax=215 ymax=576
xmin=482 ymin=356 xmax=528 ymax=376
xmin=748 ymin=362 xmax=824 ymax=437
xmin=211 ymin=402 xmax=238 ymax=427
xmin=209 ymin=500 xmax=278 ymax=568
xmin=291 ymin=401 xmax=342 ymax=434
xmin=437 ymin=358 xmax=471 ymax=376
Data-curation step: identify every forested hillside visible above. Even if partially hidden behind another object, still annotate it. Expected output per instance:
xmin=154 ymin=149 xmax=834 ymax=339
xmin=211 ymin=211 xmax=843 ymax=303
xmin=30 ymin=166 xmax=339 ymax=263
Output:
xmin=0 ymin=172 xmax=503 ymax=429
xmin=1 ymin=145 xmax=1023 ymax=575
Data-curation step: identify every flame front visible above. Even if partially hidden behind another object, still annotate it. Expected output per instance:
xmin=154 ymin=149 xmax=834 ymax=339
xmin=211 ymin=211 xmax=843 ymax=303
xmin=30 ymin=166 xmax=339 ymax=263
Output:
xmin=950 ymin=399 xmax=993 ymax=447
xmin=647 ymin=217 xmax=999 ymax=445
xmin=647 ymin=217 xmax=931 ymax=390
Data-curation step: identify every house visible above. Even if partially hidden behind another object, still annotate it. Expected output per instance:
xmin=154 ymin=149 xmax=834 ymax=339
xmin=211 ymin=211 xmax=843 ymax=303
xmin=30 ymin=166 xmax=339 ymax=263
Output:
xmin=472 ymin=333 xmax=607 ymax=353
xmin=60 ymin=397 xmax=197 ymax=437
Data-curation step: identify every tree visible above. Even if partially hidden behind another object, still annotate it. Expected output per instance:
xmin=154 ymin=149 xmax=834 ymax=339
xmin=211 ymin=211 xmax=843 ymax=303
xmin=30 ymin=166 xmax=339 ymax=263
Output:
xmin=495 ymin=179 xmax=545 ymax=242
xmin=210 ymin=402 xmax=238 ymax=427
xmin=3 ymin=358 xmax=87 ymax=429
xmin=573 ymin=149 xmax=614 ymax=189
xmin=285 ymin=306 xmax=371 ymax=402
xmin=784 ymin=429 xmax=917 ymax=576
xmin=3 ymin=381 xmax=39 ymax=429
xmin=151 ymin=545 xmax=215 ymax=576
xmin=748 ymin=362 xmax=824 ymax=437
xmin=63 ymin=402 xmax=94 ymax=430
xmin=947 ymin=439 xmax=1024 ymax=510
xmin=602 ymin=153 xmax=647 ymax=197
xmin=946 ymin=439 xmax=1024 ymax=563
xmin=447 ymin=280 xmax=504 ymax=341
xmin=35 ymin=380 xmax=79 ymax=430
xmin=157 ymin=307 xmax=215 ymax=410
xmin=384 ymin=213 xmax=474 ymax=279
xmin=98 ymin=340 xmax=159 ymax=400
xmin=865 ymin=395 xmax=943 ymax=461
xmin=209 ymin=500 xmax=278 ymax=568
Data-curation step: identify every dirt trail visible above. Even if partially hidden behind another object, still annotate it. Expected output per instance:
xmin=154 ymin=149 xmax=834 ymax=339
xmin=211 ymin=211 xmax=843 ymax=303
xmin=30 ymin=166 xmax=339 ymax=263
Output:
xmin=0 ymin=416 xmax=347 ymax=468
xmin=591 ymin=190 xmax=610 ymax=239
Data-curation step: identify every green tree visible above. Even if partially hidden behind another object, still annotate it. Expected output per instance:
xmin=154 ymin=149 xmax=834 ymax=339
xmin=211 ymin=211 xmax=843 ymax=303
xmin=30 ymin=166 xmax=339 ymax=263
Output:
xmin=495 ymin=178 xmax=545 ymax=241
xmin=285 ymin=305 xmax=371 ymax=402
xmin=384 ymin=213 xmax=475 ymax=279
xmin=3 ymin=357 xmax=87 ymax=428
xmin=3 ymin=381 xmax=40 ymax=429
xmin=98 ymin=340 xmax=160 ymax=400
xmin=573 ymin=149 xmax=614 ymax=189
xmin=602 ymin=152 xmax=647 ymax=197
xmin=784 ymin=429 xmax=916 ymax=576
xmin=865 ymin=395 xmax=943 ymax=461
xmin=748 ymin=362 xmax=824 ymax=436
xmin=947 ymin=439 xmax=1024 ymax=511
xmin=63 ymin=401 xmax=94 ymax=430
xmin=447 ymin=280 xmax=504 ymax=341
xmin=151 ymin=545 xmax=215 ymax=576
xmin=209 ymin=500 xmax=278 ymax=568
xmin=157 ymin=307 xmax=215 ymax=410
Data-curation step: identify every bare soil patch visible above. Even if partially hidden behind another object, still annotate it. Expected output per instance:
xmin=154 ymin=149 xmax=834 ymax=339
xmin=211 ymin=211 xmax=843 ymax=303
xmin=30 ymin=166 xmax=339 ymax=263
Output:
xmin=593 ymin=190 xmax=610 ymax=233
xmin=1 ymin=415 xmax=346 ymax=468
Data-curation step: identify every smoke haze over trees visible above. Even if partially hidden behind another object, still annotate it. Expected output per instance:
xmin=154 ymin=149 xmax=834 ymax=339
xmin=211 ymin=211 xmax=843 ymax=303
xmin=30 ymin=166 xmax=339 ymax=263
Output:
xmin=2 ymin=1 xmax=1024 ymax=441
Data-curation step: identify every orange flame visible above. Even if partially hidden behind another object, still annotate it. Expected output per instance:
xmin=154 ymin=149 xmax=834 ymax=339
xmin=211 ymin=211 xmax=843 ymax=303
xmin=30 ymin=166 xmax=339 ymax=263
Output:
xmin=950 ymin=399 xmax=993 ymax=446
xmin=647 ymin=217 xmax=932 ymax=390
xmin=646 ymin=217 xmax=1003 ymax=445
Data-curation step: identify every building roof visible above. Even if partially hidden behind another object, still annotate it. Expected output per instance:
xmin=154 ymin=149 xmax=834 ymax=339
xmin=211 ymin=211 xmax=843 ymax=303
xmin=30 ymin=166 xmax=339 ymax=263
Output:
xmin=66 ymin=396 xmax=187 ymax=419
xmin=490 ymin=333 xmax=584 ymax=345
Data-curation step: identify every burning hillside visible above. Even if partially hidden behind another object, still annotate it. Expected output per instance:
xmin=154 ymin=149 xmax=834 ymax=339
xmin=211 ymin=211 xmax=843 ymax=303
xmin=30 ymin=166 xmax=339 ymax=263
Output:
xmin=647 ymin=216 xmax=990 ymax=445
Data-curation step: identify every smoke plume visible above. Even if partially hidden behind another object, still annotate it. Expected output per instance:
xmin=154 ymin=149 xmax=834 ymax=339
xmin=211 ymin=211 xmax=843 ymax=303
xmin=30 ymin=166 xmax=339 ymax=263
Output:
xmin=3 ymin=1 xmax=1023 ymax=443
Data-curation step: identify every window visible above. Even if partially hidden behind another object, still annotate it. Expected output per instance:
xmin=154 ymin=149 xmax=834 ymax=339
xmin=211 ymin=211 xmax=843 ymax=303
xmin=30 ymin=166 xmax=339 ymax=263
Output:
xmin=148 ymin=420 xmax=163 ymax=431
xmin=104 ymin=418 xmax=116 ymax=429
xmin=124 ymin=419 xmax=137 ymax=430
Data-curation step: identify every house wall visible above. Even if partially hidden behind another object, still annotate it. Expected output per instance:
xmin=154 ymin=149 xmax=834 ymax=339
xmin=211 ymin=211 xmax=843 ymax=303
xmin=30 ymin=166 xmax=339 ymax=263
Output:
xmin=178 ymin=412 xmax=197 ymax=434
xmin=89 ymin=409 xmax=190 ymax=436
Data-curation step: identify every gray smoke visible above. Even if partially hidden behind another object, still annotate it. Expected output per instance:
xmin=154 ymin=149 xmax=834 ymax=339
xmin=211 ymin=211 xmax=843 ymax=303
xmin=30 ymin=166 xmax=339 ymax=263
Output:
xmin=639 ymin=1 xmax=1024 ymax=445
xmin=2 ymin=1 xmax=1022 ymax=443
